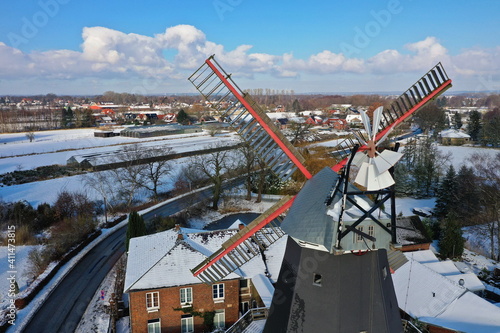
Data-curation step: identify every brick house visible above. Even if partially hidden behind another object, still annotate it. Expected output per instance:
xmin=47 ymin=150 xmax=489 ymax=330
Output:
xmin=324 ymin=118 xmax=348 ymax=130
xmin=124 ymin=225 xmax=285 ymax=333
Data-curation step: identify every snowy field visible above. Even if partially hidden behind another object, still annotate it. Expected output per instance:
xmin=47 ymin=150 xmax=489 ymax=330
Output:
xmin=0 ymin=128 xmax=240 ymax=174
xmin=0 ymin=128 xmax=241 ymax=206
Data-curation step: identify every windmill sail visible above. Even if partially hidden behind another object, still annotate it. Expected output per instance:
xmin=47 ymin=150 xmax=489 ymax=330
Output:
xmin=332 ymin=62 xmax=452 ymax=171
xmin=188 ymin=55 xmax=312 ymax=180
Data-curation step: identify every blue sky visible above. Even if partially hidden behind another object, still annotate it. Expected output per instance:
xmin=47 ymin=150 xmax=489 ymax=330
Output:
xmin=0 ymin=0 xmax=499 ymax=95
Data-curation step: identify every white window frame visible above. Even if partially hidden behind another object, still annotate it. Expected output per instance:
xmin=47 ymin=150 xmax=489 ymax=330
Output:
xmin=368 ymin=225 xmax=374 ymax=238
xmin=147 ymin=319 xmax=160 ymax=333
xmin=212 ymin=283 xmax=224 ymax=302
xmin=180 ymin=287 xmax=193 ymax=307
xmin=146 ymin=291 xmax=160 ymax=311
xmin=181 ymin=315 xmax=194 ymax=333
xmin=354 ymin=226 xmax=364 ymax=243
xmin=214 ymin=309 xmax=225 ymax=329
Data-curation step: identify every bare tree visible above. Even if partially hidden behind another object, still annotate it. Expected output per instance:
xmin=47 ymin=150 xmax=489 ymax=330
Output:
xmin=25 ymin=130 xmax=35 ymax=142
xmin=82 ymin=170 xmax=118 ymax=220
xmin=108 ymin=144 xmax=175 ymax=205
xmin=467 ymin=152 xmax=500 ymax=260
xmin=286 ymin=121 xmax=312 ymax=144
xmin=238 ymin=143 xmax=257 ymax=201
xmin=109 ymin=146 xmax=144 ymax=208
xmin=137 ymin=146 xmax=174 ymax=201
xmin=185 ymin=143 xmax=238 ymax=210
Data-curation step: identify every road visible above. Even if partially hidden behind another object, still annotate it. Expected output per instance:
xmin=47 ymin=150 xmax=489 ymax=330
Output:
xmin=22 ymin=176 xmax=245 ymax=332
xmin=23 ymin=225 xmax=126 ymax=333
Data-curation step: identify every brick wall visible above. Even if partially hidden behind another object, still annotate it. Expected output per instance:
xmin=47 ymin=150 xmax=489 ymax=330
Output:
xmin=129 ymin=279 xmax=240 ymax=333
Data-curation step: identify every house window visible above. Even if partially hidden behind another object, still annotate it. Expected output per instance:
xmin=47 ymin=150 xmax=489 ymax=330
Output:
xmin=214 ymin=310 xmax=225 ymax=329
xmin=180 ymin=287 xmax=193 ymax=307
xmin=354 ymin=226 xmax=364 ymax=243
xmin=181 ymin=315 xmax=194 ymax=333
xmin=147 ymin=319 xmax=160 ymax=333
xmin=368 ymin=225 xmax=374 ymax=238
xmin=213 ymin=283 xmax=224 ymax=301
xmin=313 ymin=273 xmax=322 ymax=286
xmin=146 ymin=292 xmax=159 ymax=311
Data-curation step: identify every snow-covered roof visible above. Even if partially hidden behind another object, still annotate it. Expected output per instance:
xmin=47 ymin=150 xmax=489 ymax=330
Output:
xmin=405 ymin=250 xmax=484 ymax=293
xmin=393 ymin=254 xmax=500 ymax=332
xmin=421 ymin=291 xmax=500 ymax=332
xmin=125 ymin=228 xmax=242 ymax=292
xmin=124 ymin=226 xmax=286 ymax=293
xmin=395 ymin=216 xmax=429 ymax=246
xmin=439 ymin=129 xmax=471 ymax=139
xmin=394 ymin=258 xmax=468 ymax=318
xmin=124 ymin=229 xmax=179 ymax=292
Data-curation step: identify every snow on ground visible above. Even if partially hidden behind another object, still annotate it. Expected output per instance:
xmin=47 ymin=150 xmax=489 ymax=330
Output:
xmin=393 ymin=197 xmax=435 ymax=217
xmin=1 ymin=129 xmax=499 ymax=331
xmin=0 ymin=129 xmax=239 ymax=174
xmin=0 ymin=158 xmax=188 ymax=207
xmin=0 ymin=245 xmax=41 ymax=310
xmin=438 ymin=145 xmax=500 ymax=169
xmin=0 ymin=128 xmax=224 ymax=157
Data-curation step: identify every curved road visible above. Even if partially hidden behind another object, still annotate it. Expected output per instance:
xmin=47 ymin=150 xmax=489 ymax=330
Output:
xmin=23 ymin=226 xmax=126 ymax=333
xmin=22 ymin=177 xmax=245 ymax=332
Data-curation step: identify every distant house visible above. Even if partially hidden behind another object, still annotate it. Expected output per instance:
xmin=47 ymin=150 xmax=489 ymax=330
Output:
xmin=439 ymin=129 xmax=471 ymax=146
xmin=305 ymin=115 xmax=323 ymax=125
xmin=324 ymin=118 xmax=348 ymax=130
xmin=124 ymin=224 xmax=286 ymax=333
xmin=345 ymin=114 xmax=362 ymax=128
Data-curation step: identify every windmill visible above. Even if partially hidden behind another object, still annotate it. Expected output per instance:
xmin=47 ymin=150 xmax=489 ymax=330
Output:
xmin=188 ymin=56 xmax=452 ymax=332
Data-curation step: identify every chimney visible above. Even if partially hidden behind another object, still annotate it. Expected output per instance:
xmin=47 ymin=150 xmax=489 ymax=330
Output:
xmin=177 ymin=233 xmax=184 ymax=240
xmin=238 ymin=223 xmax=245 ymax=230
xmin=175 ymin=224 xmax=180 ymax=231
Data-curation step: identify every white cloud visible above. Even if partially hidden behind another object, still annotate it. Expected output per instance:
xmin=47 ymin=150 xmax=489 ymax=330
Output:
xmin=452 ymin=46 xmax=500 ymax=76
xmin=367 ymin=37 xmax=450 ymax=74
xmin=0 ymin=26 xmax=499 ymax=93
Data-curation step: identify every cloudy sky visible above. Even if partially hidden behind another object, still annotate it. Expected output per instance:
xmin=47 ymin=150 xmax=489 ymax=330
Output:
xmin=1 ymin=0 xmax=499 ymax=95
